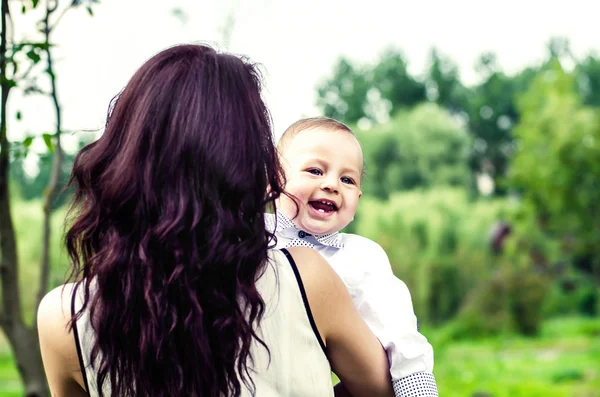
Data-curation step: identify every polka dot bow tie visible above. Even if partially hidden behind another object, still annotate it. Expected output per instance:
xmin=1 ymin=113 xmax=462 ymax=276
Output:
xmin=286 ymin=229 xmax=344 ymax=249
xmin=266 ymin=212 xmax=344 ymax=249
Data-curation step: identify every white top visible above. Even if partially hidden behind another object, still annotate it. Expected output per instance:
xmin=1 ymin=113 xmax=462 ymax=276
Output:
xmin=72 ymin=249 xmax=334 ymax=397
xmin=266 ymin=212 xmax=438 ymax=397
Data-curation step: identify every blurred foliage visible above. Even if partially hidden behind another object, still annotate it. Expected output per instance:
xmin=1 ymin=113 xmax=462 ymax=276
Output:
xmin=455 ymin=267 xmax=550 ymax=337
xmin=352 ymin=188 xmax=508 ymax=325
xmin=324 ymin=38 xmax=600 ymax=340
xmin=507 ymin=61 xmax=600 ymax=282
xmin=9 ymin=134 xmax=93 ymax=208
xmin=543 ymin=269 xmax=598 ymax=317
xmin=356 ymin=103 xmax=472 ymax=200
xmin=578 ymin=53 xmax=600 ymax=107
xmin=10 ymin=150 xmax=74 ymax=208
xmin=317 ymin=37 xmax=600 ymax=195
xmin=8 ymin=199 xmax=69 ymax=321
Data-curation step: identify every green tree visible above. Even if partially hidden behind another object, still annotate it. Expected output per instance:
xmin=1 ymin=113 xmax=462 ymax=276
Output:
xmin=508 ymin=60 xmax=600 ymax=283
xmin=358 ymin=103 xmax=472 ymax=199
xmin=10 ymin=136 xmax=92 ymax=207
xmin=371 ymin=47 xmax=426 ymax=113
xmin=462 ymin=53 xmax=537 ymax=194
xmin=316 ymin=58 xmax=372 ymax=124
xmin=317 ymin=48 xmax=427 ymax=125
xmin=577 ymin=53 xmax=600 ymax=107
xmin=426 ymin=48 xmax=468 ymax=113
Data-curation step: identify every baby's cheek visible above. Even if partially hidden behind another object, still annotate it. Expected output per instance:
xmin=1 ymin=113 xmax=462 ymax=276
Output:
xmin=346 ymin=196 xmax=360 ymax=214
xmin=286 ymin=181 xmax=311 ymax=202
xmin=280 ymin=187 xmax=307 ymax=212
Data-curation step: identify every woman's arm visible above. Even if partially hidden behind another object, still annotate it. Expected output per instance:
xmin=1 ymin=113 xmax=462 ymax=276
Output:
xmin=286 ymin=247 xmax=394 ymax=397
xmin=37 ymin=284 xmax=88 ymax=397
xmin=334 ymin=382 xmax=354 ymax=397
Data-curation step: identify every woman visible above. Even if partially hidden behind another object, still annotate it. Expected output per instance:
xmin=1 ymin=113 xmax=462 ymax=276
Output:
xmin=38 ymin=44 xmax=393 ymax=397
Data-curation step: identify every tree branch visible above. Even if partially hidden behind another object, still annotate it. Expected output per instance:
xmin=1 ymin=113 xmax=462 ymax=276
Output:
xmin=35 ymin=0 xmax=64 ymax=325
xmin=14 ymin=57 xmax=42 ymax=81
xmin=0 ymin=0 xmax=24 ymax=329
xmin=49 ymin=2 xmax=69 ymax=32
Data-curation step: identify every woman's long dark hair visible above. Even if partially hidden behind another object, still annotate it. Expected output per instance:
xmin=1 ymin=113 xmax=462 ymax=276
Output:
xmin=66 ymin=44 xmax=284 ymax=397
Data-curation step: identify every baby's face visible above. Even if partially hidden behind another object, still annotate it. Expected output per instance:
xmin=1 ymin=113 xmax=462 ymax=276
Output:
xmin=278 ymin=128 xmax=363 ymax=236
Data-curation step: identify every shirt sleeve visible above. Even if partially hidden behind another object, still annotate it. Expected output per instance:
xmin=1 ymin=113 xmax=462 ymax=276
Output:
xmin=348 ymin=240 xmax=438 ymax=396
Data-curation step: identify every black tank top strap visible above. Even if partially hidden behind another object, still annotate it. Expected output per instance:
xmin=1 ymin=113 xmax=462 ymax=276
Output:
xmin=71 ymin=283 xmax=91 ymax=395
xmin=279 ymin=249 xmax=327 ymax=355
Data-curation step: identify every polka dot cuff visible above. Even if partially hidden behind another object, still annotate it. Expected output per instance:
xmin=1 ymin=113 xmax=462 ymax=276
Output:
xmin=393 ymin=372 xmax=438 ymax=397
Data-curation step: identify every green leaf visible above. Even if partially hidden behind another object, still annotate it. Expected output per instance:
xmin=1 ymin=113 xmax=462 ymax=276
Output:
xmin=32 ymin=0 xmax=40 ymax=8
xmin=23 ymin=137 xmax=33 ymax=148
xmin=42 ymin=133 xmax=55 ymax=153
xmin=26 ymin=49 xmax=41 ymax=64
xmin=86 ymin=6 xmax=94 ymax=16
xmin=22 ymin=4 xmax=27 ymax=13
xmin=0 ymin=76 xmax=17 ymax=89
xmin=16 ymin=111 xmax=22 ymax=121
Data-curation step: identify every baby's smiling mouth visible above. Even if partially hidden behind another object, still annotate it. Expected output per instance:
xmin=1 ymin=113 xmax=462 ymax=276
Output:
xmin=308 ymin=199 xmax=338 ymax=213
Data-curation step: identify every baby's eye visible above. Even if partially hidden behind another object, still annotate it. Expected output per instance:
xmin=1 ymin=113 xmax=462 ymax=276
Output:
xmin=307 ymin=168 xmax=322 ymax=176
xmin=341 ymin=176 xmax=355 ymax=185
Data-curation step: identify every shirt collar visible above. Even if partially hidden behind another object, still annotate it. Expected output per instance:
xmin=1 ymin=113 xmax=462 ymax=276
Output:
xmin=267 ymin=211 xmax=344 ymax=249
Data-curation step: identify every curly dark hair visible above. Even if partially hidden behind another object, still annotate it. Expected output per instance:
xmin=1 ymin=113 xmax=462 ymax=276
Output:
xmin=65 ymin=44 xmax=284 ymax=397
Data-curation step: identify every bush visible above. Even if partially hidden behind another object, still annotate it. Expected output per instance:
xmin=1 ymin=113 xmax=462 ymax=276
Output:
xmin=449 ymin=267 xmax=549 ymax=338
xmin=351 ymin=188 xmax=509 ymax=325
xmin=356 ymin=103 xmax=472 ymax=199
xmin=451 ymin=270 xmax=513 ymax=338
xmin=543 ymin=270 xmax=599 ymax=317
xmin=508 ymin=269 xmax=550 ymax=335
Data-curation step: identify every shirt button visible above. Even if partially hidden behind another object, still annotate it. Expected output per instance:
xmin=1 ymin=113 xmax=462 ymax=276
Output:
xmin=298 ymin=231 xmax=307 ymax=238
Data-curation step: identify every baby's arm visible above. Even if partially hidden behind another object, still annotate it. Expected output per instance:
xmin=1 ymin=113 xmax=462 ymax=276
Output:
xmin=351 ymin=242 xmax=438 ymax=397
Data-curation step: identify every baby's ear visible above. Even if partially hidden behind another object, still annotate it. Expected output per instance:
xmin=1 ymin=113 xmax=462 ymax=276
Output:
xmin=358 ymin=190 xmax=362 ymax=199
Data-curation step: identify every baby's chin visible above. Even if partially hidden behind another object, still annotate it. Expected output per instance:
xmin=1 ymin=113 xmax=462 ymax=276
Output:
xmin=298 ymin=221 xmax=340 ymax=236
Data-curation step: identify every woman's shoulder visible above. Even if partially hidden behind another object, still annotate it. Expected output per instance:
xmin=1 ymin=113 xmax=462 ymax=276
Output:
xmin=37 ymin=283 xmax=79 ymax=363
xmin=38 ymin=283 xmax=77 ymax=326
xmin=281 ymin=247 xmax=336 ymax=280
xmin=38 ymin=283 xmax=90 ymax=395
xmin=39 ymin=282 xmax=77 ymax=315
xmin=281 ymin=247 xmax=348 ymax=319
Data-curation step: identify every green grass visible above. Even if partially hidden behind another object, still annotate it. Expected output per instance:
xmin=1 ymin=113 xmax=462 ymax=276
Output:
xmin=335 ymin=316 xmax=600 ymax=397
xmin=0 ymin=335 xmax=21 ymax=396
xmin=431 ymin=316 xmax=600 ymax=397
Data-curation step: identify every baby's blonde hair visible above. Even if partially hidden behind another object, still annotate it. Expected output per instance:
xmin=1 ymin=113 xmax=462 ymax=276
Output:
xmin=278 ymin=117 xmax=365 ymax=177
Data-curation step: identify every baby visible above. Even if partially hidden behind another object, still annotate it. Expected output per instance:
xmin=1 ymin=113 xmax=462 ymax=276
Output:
xmin=266 ymin=117 xmax=438 ymax=397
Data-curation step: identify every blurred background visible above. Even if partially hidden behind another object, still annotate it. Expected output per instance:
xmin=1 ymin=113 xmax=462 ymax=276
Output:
xmin=1 ymin=0 xmax=599 ymax=396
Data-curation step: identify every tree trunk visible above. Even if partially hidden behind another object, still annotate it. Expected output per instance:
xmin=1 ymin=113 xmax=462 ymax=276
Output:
xmin=0 ymin=0 xmax=49 ymax=395
xmin=3 ymin=325 xmax=49 ymax=397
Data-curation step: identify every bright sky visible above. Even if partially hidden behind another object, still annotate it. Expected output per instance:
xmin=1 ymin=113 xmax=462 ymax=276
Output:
xmin=7 ymin=0 xmax=600 ymax=157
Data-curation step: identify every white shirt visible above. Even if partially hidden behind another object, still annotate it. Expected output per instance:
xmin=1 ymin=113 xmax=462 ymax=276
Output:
xmin=266 ymin=212 xmax=438 ymax=397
